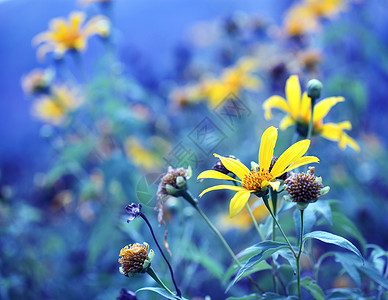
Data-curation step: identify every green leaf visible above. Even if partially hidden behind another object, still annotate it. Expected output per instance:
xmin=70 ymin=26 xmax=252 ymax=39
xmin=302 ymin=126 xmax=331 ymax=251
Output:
xmin=311 ymin=200 xmax=332 ymax=225
xmin=259 ymin=215 xmax=273 ymax=239
xmin=332 ymin=211 xmax=366 ymax=250
xmin=136 ymin=287 xmax=187 ymax=300
xmin=300 ymin=277 xmax=325 ymax=300
xmin=226 ymin=241 xmax=289 ymax=292
xmin=273 ymin=249 xmax=296 ymax=273
xmin=326 ymin=288 xmax=368 ymax=299
xmin=303 ymin=231 xmax=362 ymax=259
xmin=358 ymin=263 xmax=388 ymax=289
xmin=333 ymin=252 xmax=361 ymax=287
xmin=258 ymin=292 xmax=298 ymax=299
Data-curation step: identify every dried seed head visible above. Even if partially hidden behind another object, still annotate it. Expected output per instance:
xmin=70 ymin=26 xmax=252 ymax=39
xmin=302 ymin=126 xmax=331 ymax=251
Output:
xmin=284 ymin=167 xmax=325 ymax=206
xmin=118 ymin=242 xmax=154 ymax=277
xmin=157 ymin=166 xmax=191 ymax=199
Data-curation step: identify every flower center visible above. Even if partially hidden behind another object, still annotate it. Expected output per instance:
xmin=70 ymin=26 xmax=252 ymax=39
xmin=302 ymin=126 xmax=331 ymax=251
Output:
xmin=242 ymin=168 xmax=273 ymax=191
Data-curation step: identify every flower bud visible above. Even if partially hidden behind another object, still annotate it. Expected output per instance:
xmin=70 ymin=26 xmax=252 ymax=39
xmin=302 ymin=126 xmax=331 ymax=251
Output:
xmin=306 ymin=79 xmax=322 ymax=100
xmin=157 ymin=166 xmax=191 ymax=199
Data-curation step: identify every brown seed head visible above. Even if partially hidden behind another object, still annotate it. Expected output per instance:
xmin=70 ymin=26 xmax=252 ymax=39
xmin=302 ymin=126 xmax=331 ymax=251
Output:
xmin=118 ymin=243 xmax=149 ymax=276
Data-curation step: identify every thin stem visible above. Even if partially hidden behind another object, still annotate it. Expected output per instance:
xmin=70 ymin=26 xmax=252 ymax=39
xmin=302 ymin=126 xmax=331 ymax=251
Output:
xmin=263 ymin=194 xmax=296 ymax=258
xmin=140 ymin=213 xmax=182 ymax=297
xmin=314 ymin=252 xmax=333 ymax=283
xmin=181 ymin=191 xmax=263 ymax=293
xmin=296 ymin=209 xmax=304 ymax=300
xmin=231 ymin=180 xmax=263 ymax=241
xmin=246 ymin=202 xmax=264 ymax=241
xmin=270 ymin=190 xmax=278 ymax=293
xmin=305 ymin=97 xmax=317 ymax=171
xmin=146 ymin=267 xmax=178 ymax=298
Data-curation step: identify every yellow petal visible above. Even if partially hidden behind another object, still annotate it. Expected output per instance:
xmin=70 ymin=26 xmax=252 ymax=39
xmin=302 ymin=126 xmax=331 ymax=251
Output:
xmin=313 ymin=97 xmax=345 ymax=123
xmin=213 ymin=154 xmax=250 ymax=180
xmin=229 ymin=191 xmax=252 ymax=218
xmin=263 ymin=180 xmax=280 ymax=191
xmin=197 ymin=170 xmax=241 ymax=182
xmin=285 ymin=75 xmax=301 ymax=119
xmin=300 ymin=92 xmax=311 ymax=121
xmin=258 ymin=126 xmax=278 ymax=171
xmin=199 ymin=184 xmax=249 ymax=197
xmin=339 ymin=132 xmax=360 ymax=152
xmin=279 ymin=115 xmax=295 ymax=130
xmin=319 ymin=123 xmax=341 ymax=141
xmin=270 ymin=139 xmax=310 ymax=177
xmin=281 ymin=156 xmax=320 ymax=174
xmin=262 ymin=96 xmax=289 ymax=120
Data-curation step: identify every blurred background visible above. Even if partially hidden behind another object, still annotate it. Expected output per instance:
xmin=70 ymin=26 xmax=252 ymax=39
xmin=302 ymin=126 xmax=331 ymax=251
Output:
xmin=1 ymin=0 xmax=388 ymax=299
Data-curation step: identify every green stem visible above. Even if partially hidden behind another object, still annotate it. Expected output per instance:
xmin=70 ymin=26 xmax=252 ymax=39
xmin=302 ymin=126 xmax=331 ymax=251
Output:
xmin=245 ymin=202 xmax=264 ymax=241
xmin=181 ymin=191 xmax=264 ymax=293
xmin=296 ymin=209 xmax=304 ymax=300
xmin=147 ymin=267 xmax=179 ymax=298
xmin=314 ymin=252 xmax=333 ymax=283
xmin=263 ymin=194 xmax=296 ymax=258
xmin=270 ymin=190 xmax=278 ymax=293
xmin=305 ymin=97 xmax=317 ymax=171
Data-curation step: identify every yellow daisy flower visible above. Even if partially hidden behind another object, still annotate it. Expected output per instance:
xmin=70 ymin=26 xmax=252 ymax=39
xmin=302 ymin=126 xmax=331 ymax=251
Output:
xmin=32 ymin=84 xmax=82 ymax=125
xmin=197 ymin=126 xmax=319 ymax=217
xmin=306 ymin=0 xmax=348 ymax=18
xmin=33 ymin=11 xmax=110 ymax=60
xmin=263 ymin=75 xmax=359 ymax=151
xmin=283 ymin=5 xmax=320 ymax=37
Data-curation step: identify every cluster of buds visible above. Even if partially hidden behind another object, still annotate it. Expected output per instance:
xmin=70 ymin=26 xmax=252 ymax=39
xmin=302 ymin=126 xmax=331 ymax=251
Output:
xmin=283 ymin=167 xmax=329 ymax=210
xmin=157 ymin=166 xmax=192 ymax=198
xmin=118 ymin=242 xmax=154 ymax=277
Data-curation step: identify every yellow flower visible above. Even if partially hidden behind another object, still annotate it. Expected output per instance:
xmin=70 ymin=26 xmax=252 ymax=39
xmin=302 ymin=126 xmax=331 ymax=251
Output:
xmin=32 ymin=84 xmax=82 ymax=125
xmin=197 ymin=126 xmax=319 ymax=217
xmin=263 ymin=75 xmax=359 ymax=151
xmin=33 ymin=11 xmax=110 ymax=60
xmin=283 ymin=4 xmax=320 ymax=37
xmin=124 ymin=138 xmax=162 ymax=171
xmin=306 ymin=0 xmax=348 ymax=18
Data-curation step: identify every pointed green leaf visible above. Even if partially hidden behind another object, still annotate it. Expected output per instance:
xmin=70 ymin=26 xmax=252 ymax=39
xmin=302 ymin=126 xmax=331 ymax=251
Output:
xmin=226 ymin=241 xmax=289 ymax=292
xmin=333 ymin=252 xmax=361 ymax=287
xmin=136 ymin=287 xmax=187 ymax=300
xmin=303 ymin=231 xmax=362 ymax=259
xmin=300 ymin=277 xmax=325 ymax=300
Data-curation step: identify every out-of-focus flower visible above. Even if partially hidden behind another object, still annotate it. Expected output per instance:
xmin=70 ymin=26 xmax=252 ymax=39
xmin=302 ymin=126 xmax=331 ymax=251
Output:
xmin=117 ymin=288 xmax=138 ymax=300
xmin=32 ymin=84 xmax=83 ymax=125
xmin=21 ymin=68 xmax=54 ymax=95
xmin=284 ymin=167 xmax=329 ymax=210
xmin=198 ymin=126 xmax=319 ymax=217
xmin=219 ymin=197 xmax=269 ymax=231
xmin=170 ymin=57 xmax=260 ymax=108
xmin=298 ymin=50 xmax=322 ymax=73
xmin=306 ymin=0 xmax=348 ymax=18
xmin=283 ymin=0 xmax=349 ymax=37
xmin=124 ymin=138 xmax=162 ymax=171
xmin=284 ymin=5 xmax=320 ymax=37
xmin=118 ymin=242 xmax=154 ymax=277
xmin=33 ymin=11 xmax=110 ymax=60
xmin=263 ymin=75 xmax=360 ymax=151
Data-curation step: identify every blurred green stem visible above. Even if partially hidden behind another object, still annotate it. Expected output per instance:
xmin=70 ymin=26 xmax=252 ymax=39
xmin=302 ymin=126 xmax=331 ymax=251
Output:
xmin=146 ymin=267 xmax=179 ymax=299
xmin=271 ymin=190 xmax=278 ymax=293
xmin=296 ymin=209 xmax=304 ymax=300
xmin=181 ymin=190 xmax=264 ymax=293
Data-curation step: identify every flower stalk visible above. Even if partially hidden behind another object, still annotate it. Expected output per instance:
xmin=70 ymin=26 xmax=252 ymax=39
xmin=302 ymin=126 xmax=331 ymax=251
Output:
xmin=180 ymin=190 xmax=264 ymax=293
xmin=139 ymin=212 xmax=182 ymax=297
xmin=296 ymin=209 xmax=304 ymax=299
xmin=146 ymin=267 xmax=180 ymax=299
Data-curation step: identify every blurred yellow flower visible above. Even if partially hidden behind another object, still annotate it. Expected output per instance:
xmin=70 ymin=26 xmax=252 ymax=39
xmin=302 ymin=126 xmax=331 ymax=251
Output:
xmin=170 ymin=57 xmax=260 ymax=108
xmin=80 ymin=0 xmax=112 ymax=5
xmin=33 ymin=11 xmax=110 ymax=60
xmin=283 ymin=0 xmax=348 ymax=36
xmin=198 ymin=126 xmax=319 ymax=217
xmin=32 ymin=84 xmax=82 ymax=125
xmin=284 ymin=5 xmax=320 ymax=37
xmin=263 ymin=75 xmax=360 ymax=151
xmin=124 ymin=138 xmax=162 ymax=171
xmin=219 ymin=198 xmax=269 ymax=231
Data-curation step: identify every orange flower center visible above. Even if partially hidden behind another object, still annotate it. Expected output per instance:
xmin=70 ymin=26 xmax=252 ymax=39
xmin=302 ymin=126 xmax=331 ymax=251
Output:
xmin=242 ymin=168 xmax=273 ymax=191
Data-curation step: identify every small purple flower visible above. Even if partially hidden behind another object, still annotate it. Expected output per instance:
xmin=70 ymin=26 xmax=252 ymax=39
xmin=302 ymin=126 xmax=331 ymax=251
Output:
xmin=117 ymin=288 xmax=138 ymax=300
xmin=125 ymin=203 xmax=142 ymax=223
